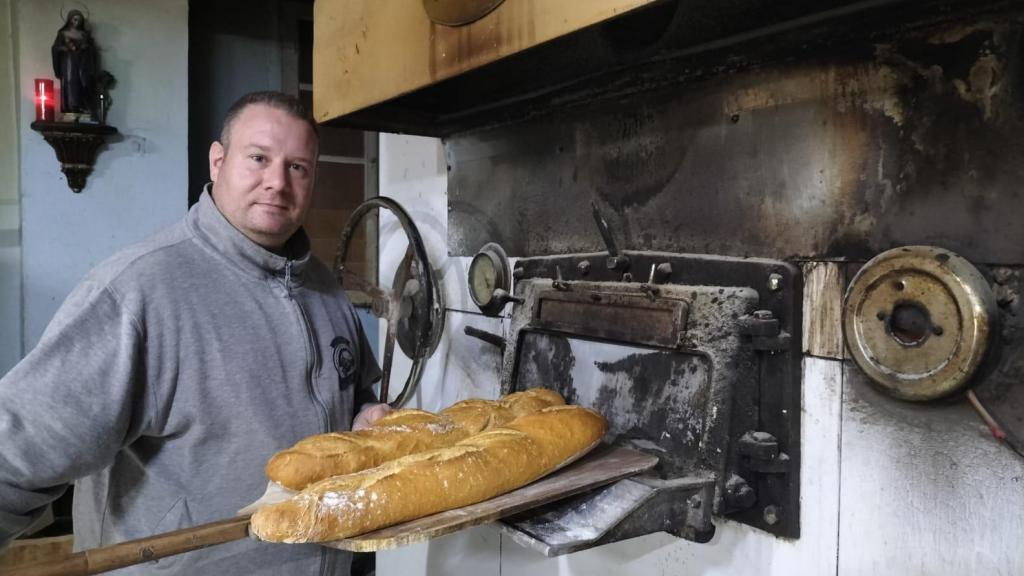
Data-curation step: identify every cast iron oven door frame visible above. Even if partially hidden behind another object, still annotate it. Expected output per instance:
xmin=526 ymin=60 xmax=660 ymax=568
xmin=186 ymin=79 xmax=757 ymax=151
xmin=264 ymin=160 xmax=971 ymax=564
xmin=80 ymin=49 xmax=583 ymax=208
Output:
xmin=498 ymin=251 xmax=802 ymax=550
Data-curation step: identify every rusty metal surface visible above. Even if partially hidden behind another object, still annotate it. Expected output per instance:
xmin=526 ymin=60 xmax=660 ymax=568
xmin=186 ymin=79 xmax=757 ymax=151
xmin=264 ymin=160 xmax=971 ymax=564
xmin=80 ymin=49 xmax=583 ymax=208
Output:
xmin=533 ymin=291 xmax=689 ymax=349
xmin=448 ymin=15 xmax=1024 ymax=263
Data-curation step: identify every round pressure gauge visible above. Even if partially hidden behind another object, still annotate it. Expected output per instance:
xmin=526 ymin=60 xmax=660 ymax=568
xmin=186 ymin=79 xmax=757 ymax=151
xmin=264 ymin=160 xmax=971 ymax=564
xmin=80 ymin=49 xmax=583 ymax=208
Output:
xmin=468 ymin=242 xmax=511 ymax=316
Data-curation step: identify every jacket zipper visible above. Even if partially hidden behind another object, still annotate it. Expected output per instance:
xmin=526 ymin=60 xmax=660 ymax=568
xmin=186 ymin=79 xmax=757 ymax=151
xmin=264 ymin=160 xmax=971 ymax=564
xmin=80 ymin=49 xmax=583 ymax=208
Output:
xmin=283 ymin=261 xmax=329 ymax=434
xmin=284 ymin=261 xmax=332 ymax=576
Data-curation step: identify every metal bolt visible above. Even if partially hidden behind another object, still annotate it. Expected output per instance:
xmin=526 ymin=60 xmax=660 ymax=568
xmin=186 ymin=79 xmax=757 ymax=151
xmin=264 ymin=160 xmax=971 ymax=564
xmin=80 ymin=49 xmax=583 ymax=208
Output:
xmin=767 ymin=273 xmax=783 ymax=292
xmin=763 ymin=505 xmax=779 ymax=526
xmin=655 ymin=262 xmax=673 ymax=283
xmin=688 ymin=495 xmax=702 ymax=509
xmin=752 ymin=309 xmax=774 ymax=321
xmin=994 ymin=267 xmax=1013 ymax=285
xmin=607 ymin=255 xmax=630 ymax=271
xmin=996 ymin=285 xmax=1016 ymax=307
xmin=577 ymin=260 xmax=591 ymax=276
xmin=724 ymin=475 xmax=756 ymax=509
xmin=513 ymin=266 xmax=525 ymax=279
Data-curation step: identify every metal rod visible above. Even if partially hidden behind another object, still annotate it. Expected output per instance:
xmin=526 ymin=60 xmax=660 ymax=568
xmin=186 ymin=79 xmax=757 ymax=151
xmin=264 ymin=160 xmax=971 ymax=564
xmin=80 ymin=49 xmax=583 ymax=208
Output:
xmin=590 ymin=201 xmax=620 ymax=257
xmin=966 ymin=389 xmax=1006 ymax=441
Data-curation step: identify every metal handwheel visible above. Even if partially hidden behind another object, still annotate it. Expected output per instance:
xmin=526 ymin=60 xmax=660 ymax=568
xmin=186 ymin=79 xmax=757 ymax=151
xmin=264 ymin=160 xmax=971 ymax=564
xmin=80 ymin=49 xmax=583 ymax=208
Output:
xmin=335 ymin=197 xmax=445 ymax=408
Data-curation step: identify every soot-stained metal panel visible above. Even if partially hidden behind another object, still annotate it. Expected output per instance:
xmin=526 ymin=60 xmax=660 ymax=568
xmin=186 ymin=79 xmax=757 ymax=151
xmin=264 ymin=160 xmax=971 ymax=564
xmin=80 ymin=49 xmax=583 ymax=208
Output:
xmin=448 ymin=19 xmax=1024 ymax=264
xmin=516 ymin=332 xmax=711 ymax=476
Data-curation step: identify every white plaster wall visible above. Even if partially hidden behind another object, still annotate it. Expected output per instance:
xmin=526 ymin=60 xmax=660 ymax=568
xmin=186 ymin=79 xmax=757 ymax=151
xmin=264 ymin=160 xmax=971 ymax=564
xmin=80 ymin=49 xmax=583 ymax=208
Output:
xmin=375 ymin=133 xmax=492 ymax=412
xmin=0 ymin=0 xmax=21 ymax=374
xmin=16 ymin=0 xmax=188 ymax=350
xmin=838 ymin=366 xmax=1024 ymax=576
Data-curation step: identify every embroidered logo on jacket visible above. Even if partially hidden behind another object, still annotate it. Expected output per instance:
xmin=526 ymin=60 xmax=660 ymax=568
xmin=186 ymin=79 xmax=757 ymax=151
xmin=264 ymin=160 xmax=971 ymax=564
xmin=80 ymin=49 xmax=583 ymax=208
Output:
xmin=330 ymin=336 xmax=356 ymax=383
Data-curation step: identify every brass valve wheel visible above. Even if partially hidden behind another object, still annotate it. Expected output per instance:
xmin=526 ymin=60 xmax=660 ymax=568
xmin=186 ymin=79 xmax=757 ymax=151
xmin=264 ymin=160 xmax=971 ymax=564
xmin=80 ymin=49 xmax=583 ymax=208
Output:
xmin=842 ymin=246 xmax=996 ymax=401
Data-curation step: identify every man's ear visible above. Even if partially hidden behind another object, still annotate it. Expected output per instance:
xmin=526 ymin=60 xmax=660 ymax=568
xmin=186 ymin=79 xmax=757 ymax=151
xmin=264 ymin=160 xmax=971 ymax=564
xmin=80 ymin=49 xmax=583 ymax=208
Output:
xmin=209 ymin=141 xmax=225 ymax=183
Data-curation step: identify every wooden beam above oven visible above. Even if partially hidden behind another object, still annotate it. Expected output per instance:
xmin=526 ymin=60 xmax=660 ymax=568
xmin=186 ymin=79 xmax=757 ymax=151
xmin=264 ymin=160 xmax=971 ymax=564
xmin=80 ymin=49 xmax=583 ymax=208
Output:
xmin=313 ymin=0 xmax=660 ymax=125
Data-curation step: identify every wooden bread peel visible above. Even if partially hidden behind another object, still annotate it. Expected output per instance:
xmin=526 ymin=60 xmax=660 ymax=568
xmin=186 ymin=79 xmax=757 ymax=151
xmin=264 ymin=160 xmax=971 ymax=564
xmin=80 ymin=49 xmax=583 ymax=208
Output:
xmin=8 ymin=447 xmax=656 ymax=575
xmin=6 ymin=514 xmax=252 ymax=576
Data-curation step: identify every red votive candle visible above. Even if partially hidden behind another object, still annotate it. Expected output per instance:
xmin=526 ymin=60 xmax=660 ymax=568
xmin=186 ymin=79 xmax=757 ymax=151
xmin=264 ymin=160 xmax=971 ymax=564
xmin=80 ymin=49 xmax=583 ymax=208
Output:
xmin=34 ymin=78 xmax=55 ymax=121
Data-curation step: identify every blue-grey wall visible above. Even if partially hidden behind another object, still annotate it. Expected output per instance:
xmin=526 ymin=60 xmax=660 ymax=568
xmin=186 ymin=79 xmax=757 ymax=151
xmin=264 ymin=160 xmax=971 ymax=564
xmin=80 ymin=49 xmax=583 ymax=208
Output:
xmin=0 ymin=0 xmax=20 ymax=375
xmin=15 ymin=0 xmax=189 ymax=353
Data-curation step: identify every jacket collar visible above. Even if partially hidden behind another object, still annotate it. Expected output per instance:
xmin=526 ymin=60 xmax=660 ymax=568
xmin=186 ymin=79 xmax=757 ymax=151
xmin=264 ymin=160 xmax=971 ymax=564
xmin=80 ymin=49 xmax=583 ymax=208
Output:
xmin=187 ymin=185 xmax=312 ymax=282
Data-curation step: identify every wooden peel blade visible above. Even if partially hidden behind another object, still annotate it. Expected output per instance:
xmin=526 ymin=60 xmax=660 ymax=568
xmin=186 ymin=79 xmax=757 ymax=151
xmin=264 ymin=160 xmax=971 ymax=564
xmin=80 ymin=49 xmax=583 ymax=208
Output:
xmin=320 ymin=446 xmax=659 ymax=552
xmin=10 ymin=449 xmax=659 ymax=571
xmin=7 ymin=515 xmax=251 ymax=576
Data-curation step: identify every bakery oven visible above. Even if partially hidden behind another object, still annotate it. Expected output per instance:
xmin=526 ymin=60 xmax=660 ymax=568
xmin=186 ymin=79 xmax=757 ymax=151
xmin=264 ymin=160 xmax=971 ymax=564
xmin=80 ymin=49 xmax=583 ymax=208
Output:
xmin=487 ymin=249 xmax=802 ymax=551
xmin=318 ymin=0 xmax=1024 ymax=574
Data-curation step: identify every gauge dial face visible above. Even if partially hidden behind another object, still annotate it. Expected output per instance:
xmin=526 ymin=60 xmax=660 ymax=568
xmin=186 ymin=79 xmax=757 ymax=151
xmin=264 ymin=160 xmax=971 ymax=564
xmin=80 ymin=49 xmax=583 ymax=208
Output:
xmin=469 ymin=253 xmax=498 ymax=306
xmin=467 ymin=243 xmax=511 ymax=315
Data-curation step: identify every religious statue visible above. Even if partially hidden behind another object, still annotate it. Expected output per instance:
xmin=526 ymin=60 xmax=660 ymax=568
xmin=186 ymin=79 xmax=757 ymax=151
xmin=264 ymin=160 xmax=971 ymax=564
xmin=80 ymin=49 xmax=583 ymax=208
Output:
xmin=51 ymin=9 xmax=97 ymax=118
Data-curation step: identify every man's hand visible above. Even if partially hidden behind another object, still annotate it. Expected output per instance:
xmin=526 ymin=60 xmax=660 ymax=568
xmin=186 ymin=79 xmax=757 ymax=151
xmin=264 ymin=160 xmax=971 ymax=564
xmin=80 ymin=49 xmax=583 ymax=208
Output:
xmin=353 ymin=402 xmax=392 ymax=431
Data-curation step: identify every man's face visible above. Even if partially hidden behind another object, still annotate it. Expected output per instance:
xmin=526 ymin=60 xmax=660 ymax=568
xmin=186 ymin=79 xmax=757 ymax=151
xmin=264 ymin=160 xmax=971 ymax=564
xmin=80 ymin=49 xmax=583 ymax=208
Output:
xmin=208 ymin=104 xmax=318 ymax=251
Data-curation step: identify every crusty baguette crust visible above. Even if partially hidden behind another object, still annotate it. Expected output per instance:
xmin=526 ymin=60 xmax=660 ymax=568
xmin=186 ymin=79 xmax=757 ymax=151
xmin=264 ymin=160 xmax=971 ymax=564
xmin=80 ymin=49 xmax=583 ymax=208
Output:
xmin=266 ymin=388 xmax=566 ymax=490
xmin=250 ymin=405 xmax=607 ymax=543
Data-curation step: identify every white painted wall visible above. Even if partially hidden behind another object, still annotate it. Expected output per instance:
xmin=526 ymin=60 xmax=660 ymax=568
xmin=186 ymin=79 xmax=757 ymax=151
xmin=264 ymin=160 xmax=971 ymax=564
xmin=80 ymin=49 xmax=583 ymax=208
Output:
xmin=0 ymin=0 xmax=21 ymax=374
xmin=376 ymin=133 xmax=507 ymax=412
xmin=15 ymin=0 xmax=188 ymax=351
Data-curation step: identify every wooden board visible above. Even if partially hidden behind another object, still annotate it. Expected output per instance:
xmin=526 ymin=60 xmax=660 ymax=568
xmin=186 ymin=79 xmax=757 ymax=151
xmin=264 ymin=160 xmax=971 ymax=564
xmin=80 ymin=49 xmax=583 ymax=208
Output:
xmin=801 ymin=261 xmax=846 ymax=360
xmin=314 ymin=0 xmax=660 ymax=123
xmin=320 ymin=446 xmax=658 ymax=552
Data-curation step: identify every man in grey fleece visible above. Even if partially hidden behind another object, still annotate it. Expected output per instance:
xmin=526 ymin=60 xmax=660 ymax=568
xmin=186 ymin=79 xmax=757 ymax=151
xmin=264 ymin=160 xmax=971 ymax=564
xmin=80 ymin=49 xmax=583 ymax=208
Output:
xmin=0 ymin=91 xmax=391 ymax=574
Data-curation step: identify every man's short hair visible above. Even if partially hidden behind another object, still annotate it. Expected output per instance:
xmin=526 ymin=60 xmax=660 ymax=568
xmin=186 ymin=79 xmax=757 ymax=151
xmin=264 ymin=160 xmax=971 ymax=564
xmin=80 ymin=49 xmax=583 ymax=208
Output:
xmin=219 ymin=91 xmax=319 ymax=149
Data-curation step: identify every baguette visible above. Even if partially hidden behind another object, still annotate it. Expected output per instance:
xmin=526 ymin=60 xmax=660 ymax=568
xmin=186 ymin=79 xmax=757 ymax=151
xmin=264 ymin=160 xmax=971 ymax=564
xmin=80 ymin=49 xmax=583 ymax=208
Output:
xmin=439 ymin=387 xmax=565 ymax=434
xmin=266 ymin=388 xmax=565 ymax=490
xmin=250 ymin=405 xmax=607 ymax=543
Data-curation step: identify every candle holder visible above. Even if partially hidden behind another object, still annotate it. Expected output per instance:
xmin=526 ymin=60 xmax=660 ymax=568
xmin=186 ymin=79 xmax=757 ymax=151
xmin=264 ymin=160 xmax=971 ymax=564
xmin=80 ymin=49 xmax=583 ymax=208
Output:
xmin=34 ymin=78 xmax=55 ymax=121
xmin=30 ymin=121 xmax=118 ymax=193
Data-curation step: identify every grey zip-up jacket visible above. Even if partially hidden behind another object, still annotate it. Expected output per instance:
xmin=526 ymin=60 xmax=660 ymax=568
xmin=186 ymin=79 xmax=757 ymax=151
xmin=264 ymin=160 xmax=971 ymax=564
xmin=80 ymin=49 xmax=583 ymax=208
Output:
xmin=0 ymin=190 xmax=380 ymax=575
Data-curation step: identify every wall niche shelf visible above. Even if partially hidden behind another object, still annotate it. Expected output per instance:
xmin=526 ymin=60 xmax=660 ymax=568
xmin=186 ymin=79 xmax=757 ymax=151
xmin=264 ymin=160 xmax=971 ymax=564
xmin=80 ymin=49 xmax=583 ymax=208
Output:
xmin=30 ymin=121 xmax=118 ymax=193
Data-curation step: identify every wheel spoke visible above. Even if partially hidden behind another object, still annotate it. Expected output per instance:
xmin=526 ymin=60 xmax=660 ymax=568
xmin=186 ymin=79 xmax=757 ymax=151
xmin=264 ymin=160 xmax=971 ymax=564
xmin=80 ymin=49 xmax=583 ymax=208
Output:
xmin=379 ymin=318 xmax=399 ymax=404
xmin=338 ymin=268 xmax=394 ymax=318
